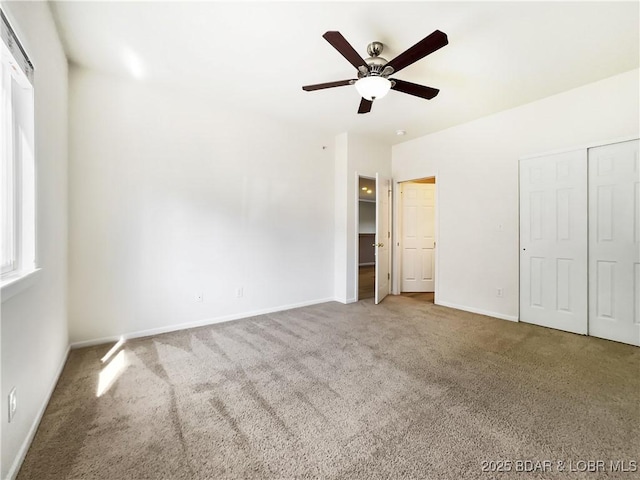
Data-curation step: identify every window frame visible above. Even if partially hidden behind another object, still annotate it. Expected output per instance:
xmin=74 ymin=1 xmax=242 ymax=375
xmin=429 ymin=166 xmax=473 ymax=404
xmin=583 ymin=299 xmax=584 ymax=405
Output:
xmin=1 ymin=8 xmax=37 ymax=298
xmin=1 ymin=59 xmax=17 ymax=275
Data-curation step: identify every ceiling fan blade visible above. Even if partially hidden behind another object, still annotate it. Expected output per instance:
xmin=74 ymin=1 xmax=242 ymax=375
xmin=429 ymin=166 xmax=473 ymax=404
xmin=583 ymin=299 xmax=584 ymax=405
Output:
xmin=386 ymin=30 xmax=448 ymax=74
xmin=358 ymin=98 xmax=373 ymax=114
xmin=302 ymin=80 xmax=354 ymax=91
xmin=391 ymin=79 xmax=439 ymax=100
xmin=323 ymin=31 xmax=368 ymax=70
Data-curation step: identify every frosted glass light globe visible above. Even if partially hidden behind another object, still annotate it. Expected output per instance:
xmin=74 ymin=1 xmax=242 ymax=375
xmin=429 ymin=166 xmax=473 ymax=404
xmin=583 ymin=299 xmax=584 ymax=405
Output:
xmin=355 ymin=76 xmax=391 ymax=101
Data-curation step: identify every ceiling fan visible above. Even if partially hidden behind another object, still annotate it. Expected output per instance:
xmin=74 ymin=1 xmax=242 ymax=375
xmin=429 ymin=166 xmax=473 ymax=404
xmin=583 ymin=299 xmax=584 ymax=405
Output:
xmin=302 ymin=30 xmax=448 ymax=114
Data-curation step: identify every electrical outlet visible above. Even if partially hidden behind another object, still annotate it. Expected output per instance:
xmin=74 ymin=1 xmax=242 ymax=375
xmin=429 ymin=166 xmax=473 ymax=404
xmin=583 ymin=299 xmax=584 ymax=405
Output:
xmin=195 ymin=292 xmax=203 ymax=302
xmin=496 ymin=288 xmax=504 ymax=298
xmin=8 ymin=387 xmax=17 ymax=423
xmin=236 ymin=287 xmax=243 ymax=298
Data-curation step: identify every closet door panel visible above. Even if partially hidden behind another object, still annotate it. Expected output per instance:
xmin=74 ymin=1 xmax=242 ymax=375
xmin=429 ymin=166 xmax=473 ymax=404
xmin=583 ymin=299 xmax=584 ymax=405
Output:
xmin=588 ymin=140 xmax=640 ymax=346
xmin=520 ymin=150 xmax=588 ymax=334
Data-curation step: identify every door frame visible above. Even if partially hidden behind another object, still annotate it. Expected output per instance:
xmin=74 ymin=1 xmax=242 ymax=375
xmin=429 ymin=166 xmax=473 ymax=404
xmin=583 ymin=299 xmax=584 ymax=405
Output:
xmin=392 ymin=175 xmax=439 ymax=302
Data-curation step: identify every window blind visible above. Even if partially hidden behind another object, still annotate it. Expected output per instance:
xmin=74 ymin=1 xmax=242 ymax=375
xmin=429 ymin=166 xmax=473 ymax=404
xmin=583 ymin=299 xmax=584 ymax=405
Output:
xmin=0 ymin=9 xmax=34 ymax=84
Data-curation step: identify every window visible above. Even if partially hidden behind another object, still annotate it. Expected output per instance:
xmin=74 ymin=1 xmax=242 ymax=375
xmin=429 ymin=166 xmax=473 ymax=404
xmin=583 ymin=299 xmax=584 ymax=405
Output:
xmin=1 ymin=9 xmax=35 ymax=285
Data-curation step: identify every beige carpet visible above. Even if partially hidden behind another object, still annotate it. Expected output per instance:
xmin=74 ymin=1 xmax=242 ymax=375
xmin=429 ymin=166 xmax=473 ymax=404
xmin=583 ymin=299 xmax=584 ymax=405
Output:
xmin=19 ymin=296 xmax=640 ymax=479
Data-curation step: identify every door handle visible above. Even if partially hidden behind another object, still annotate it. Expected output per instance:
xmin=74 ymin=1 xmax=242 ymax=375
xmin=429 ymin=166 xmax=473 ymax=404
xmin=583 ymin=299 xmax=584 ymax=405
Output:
xmin=372 ymin=242 xmax=384 ymax=247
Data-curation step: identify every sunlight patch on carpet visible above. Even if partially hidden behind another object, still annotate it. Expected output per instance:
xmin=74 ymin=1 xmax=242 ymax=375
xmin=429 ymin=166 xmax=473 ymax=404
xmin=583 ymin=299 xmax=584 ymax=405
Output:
xmin=97 ymin=350 xmax=127 ymax=397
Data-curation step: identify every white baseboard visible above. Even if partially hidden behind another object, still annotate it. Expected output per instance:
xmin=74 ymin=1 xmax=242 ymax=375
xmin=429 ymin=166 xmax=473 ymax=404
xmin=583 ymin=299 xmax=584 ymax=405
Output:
xmin=435 ymin=300 xmax=519 ymax=322
xmin=334 ymin=297 xmax=358 ymax=305
xmin=70 ymin=297 xmax=336 ymax=349
xmin=6 ymin=345 xmax=71 ymax=480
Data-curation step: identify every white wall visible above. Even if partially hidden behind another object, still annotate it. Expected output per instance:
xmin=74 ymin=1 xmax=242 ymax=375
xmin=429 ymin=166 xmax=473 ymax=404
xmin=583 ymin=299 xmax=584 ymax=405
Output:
xmin=392 ymin=69 xmax=640 ymax=320
xmin=334 ymin=133 xmax=391 ymax=302
xmin=358 ymin=201 xmax=375 ymax=234
xmin=333 ymin=133 xmax=349 ymax=302
xmin=68 ymin=67 xmax=335 ymax=345
xmin=0 ymin=2 xmax=69 ymax=478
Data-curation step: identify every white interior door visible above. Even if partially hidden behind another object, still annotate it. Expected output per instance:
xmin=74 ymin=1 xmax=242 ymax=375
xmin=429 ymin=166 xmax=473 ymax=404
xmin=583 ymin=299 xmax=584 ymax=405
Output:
xmin=588 ymin=139 xmax=640 ymax=346
xmin=375 ymin=174 xmax=390 ymax=304
xmin=401 ymin=183 xmax=435 ymax=292
xmin=519 ymin=150 xmax=588 ymax=334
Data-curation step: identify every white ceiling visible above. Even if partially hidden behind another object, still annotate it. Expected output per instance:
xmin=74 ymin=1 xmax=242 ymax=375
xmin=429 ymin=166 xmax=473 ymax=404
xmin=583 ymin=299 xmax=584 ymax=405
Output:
xmin=50 ymin=1 xmax=639 ymax=145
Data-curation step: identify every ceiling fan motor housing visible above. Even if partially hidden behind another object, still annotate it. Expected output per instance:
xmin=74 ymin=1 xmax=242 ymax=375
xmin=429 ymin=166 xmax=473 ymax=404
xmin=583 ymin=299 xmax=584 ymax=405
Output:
xmin=359 ymin=41 xmax=394 ymax=78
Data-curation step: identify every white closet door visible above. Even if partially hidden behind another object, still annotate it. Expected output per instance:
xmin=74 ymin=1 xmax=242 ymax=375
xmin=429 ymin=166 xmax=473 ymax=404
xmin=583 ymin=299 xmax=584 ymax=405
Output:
xmin=401 ymin=183 xmax=435 ymax=292
xmin=520 ymin=150 xmax=588 ymax=334
xmin=588 ymin=140 xmax=640 ymax=346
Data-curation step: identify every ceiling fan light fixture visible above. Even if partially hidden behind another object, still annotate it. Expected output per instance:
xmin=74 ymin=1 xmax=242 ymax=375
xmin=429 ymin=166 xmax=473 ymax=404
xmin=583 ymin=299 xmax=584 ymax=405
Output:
xmin=355 ymin=76 xmax=391 ymax=101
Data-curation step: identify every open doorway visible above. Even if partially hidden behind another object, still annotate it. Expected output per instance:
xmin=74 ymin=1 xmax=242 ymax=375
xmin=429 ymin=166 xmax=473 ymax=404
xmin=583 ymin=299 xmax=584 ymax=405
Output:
xmin=397 ymin=177 xmax=436 ymax=304
xmin=357 ymin=176 xmax=376 ymax=300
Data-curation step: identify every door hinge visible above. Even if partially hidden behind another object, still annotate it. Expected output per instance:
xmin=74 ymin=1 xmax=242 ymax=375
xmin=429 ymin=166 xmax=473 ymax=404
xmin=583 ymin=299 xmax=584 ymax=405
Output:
xmin=388 ymin=273 xmax=390 ymax=280
xmin=388 ymin=231 xmax=390 ymax=238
